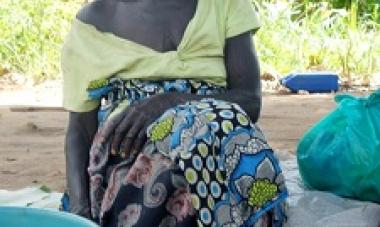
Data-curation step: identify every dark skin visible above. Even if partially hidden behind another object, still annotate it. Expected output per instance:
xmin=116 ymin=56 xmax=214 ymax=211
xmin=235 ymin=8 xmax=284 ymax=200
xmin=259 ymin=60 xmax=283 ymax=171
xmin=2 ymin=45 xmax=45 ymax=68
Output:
xmin=65 ymin=0 xmax=261 ymax=216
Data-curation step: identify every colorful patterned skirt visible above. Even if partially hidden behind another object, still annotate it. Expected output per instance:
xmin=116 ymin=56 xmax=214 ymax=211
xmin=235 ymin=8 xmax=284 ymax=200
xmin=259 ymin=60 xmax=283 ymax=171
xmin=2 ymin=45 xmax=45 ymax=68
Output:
xmin=87 ymin=79 xmax=288 ymax=227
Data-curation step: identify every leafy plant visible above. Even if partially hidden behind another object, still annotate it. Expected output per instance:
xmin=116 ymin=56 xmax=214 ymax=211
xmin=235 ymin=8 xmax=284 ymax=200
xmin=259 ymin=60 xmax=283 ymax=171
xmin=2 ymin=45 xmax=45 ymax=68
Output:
xmin=0 ymin=0 xmax=82 ymax=82
xmin=255 ymin=1 xmax=380 ymax=84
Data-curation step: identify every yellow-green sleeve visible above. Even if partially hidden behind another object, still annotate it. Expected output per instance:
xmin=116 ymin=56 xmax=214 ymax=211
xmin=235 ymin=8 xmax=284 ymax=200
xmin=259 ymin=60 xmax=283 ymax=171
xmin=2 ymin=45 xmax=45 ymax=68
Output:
xmin=225 ymin=0 xmax=261 ymax=38
xmin=62 ymin=66 xmax=99 ymax=113
xmin=61 ymin=20 xmax=100 ymax=112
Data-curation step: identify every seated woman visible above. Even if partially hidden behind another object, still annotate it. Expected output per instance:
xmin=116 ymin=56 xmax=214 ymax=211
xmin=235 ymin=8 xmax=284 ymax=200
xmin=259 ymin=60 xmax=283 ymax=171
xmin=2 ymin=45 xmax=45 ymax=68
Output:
xmin=62 ymin=0 xmax=288 ymax=226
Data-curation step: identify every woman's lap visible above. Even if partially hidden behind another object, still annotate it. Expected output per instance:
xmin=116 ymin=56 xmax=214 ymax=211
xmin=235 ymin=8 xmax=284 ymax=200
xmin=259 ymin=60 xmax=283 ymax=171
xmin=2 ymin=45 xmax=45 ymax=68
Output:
xmin=88 ymin=98 xmax=287 ymax=227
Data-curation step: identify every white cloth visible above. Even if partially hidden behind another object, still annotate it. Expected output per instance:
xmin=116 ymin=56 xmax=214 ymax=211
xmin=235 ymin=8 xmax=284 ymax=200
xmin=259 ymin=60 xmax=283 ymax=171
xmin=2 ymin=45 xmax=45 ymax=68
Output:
xmin=0 ymin=187 xmax=62 ymax=209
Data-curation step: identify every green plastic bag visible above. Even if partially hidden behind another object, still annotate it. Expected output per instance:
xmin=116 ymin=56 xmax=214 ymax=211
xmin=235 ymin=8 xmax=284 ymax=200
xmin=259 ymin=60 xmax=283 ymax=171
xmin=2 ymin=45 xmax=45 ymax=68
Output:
xmin=297 ymin=89 xmax=380 ymax=203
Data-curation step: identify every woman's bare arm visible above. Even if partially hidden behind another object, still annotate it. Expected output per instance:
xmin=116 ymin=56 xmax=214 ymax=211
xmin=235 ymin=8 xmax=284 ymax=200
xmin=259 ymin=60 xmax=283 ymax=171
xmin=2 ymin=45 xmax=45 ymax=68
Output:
xmin=175 ymin=31 xmax=262 ymax=122
xmin=65 ymin=110 xmax=98 ymax=217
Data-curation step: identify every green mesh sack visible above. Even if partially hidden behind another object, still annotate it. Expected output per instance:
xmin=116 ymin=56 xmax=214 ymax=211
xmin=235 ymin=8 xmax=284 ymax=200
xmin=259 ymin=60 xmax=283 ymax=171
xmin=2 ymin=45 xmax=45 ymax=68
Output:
xmin=297 ymin=89 xmax=380 ymax=203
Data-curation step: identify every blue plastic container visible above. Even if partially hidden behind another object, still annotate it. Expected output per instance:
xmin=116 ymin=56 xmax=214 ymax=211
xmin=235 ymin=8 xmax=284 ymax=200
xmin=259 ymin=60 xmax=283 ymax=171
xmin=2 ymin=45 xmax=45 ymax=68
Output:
xmin=0 ymin=206 xmax=98 ymax=227
xmin=280 ymin=72 xmax=339 ymax=93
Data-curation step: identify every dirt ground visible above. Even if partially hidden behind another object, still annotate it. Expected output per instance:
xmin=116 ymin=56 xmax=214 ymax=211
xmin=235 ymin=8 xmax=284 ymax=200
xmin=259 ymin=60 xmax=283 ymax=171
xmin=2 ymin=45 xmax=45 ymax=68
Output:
xmin=0 ymin=85 xmax=363 ymax=192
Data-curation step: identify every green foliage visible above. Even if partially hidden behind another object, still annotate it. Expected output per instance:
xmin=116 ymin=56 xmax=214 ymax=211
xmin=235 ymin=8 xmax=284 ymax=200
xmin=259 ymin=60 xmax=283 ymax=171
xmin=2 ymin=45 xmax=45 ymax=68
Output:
xmin=39 ymin=185 xmax=52 ymax=193
xmin=0 ymin=0 xmax=82 ymax=82
xmin=255 ymin=1 xmax=380 ymax=84
xmin=298 ymin=0 xmax=379 ymax=21
xmin=323 ymin=0 xmax=379 ymax=23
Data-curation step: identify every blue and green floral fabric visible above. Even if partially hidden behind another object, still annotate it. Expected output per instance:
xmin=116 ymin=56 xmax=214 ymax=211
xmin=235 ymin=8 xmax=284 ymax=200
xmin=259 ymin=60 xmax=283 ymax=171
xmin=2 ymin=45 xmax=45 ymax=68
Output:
xmin=87 ymin=79 xmax=288 ymax=227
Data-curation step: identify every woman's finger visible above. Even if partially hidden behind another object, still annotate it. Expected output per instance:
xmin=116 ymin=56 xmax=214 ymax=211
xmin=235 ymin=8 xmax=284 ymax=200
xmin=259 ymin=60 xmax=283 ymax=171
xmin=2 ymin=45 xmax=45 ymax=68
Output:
xmin=100 ymin=108 xmax=128 ymax=142
xmin=111 ymin=110 xmax=134 ymax=154
xmin=131 ymin=124 xmax=148 ymax=154
xmin=119 ymin=119 xmax=144 ymax=158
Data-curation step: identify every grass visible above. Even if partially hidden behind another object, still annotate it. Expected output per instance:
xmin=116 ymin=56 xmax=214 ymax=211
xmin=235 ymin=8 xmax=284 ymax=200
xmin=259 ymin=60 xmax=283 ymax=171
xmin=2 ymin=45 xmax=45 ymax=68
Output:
xmin=0 ymin=0 xmax=82 ymax=82
xmin=255 ymin=1 xmax=380 ymax=84
xmin=0 ymin=0 xmax=379 ymax=85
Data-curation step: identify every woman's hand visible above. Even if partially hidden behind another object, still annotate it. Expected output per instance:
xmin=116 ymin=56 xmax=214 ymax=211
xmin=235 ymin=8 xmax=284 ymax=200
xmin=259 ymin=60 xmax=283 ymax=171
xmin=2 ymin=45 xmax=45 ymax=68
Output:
xmin=101 ymin=31 xmax=262 ymax=158
xmin=103 ymin=93 xmax=185 ymax=158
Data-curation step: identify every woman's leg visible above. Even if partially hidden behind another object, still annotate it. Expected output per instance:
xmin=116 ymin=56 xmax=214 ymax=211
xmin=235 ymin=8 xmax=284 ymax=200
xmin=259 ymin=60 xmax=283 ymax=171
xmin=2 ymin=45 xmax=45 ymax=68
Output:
xmin=148 ymin=99 xmax=287 ymax=226
xmin=88 ymin=114 xmax=197 ymax=226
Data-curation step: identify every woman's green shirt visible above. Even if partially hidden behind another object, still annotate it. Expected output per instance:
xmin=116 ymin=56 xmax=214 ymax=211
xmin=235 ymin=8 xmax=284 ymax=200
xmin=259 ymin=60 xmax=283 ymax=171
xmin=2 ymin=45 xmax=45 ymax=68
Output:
xmin=62 ymin=0 xmax=261 ymax=112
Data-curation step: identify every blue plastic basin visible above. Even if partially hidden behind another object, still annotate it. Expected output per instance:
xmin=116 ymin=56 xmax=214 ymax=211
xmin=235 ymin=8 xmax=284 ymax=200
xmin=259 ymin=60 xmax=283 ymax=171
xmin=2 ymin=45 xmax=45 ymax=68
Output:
xmin=0 ymin=206 xmax=98 ymax=227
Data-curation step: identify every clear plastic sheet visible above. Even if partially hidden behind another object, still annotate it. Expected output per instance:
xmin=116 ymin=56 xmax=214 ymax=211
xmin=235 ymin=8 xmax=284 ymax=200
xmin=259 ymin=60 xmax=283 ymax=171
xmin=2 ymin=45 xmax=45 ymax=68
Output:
xmin=280 ymin=153 xmax=380 ymax=227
